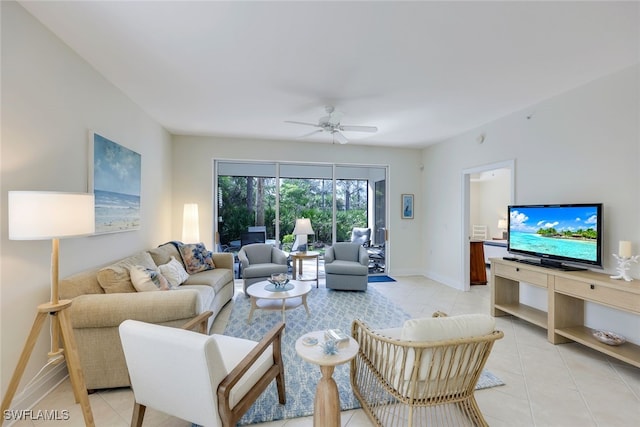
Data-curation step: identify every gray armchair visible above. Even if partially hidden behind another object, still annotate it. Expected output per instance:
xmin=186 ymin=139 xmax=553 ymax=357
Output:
xmin=324 ymin=242 xmax=369 ymax=291
xmin=238 ymin=243 xmax=289 ymax=293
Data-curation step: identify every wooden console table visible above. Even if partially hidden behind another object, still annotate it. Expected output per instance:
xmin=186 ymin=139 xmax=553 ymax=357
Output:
xmin=490 ymin=258 xmax=640 ymax=368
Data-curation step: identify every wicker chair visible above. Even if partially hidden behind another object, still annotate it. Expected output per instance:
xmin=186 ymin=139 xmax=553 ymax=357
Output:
xmin=350 ymin=315 xmax=504 ymax=427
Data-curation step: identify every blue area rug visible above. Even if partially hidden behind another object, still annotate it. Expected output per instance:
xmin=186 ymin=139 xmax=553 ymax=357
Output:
xmin=368 ymin=275 xmax=396 ymax=282
xmin=218 ymin=286 xmax=503 ymax=425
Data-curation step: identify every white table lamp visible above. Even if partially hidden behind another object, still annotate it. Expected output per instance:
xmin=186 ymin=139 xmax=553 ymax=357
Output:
xmin=3 ymin=191 xmax=96 ymax=425
xmin=293 ymin=218 xmax=314 ymax=252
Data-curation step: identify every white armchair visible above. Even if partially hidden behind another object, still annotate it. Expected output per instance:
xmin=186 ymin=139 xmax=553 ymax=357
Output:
xmin=119 ymin=318 xmax=285 ymax=427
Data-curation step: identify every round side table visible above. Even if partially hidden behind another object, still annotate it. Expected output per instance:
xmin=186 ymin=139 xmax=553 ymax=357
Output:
xmin=290 ymin=251 xmax=320 ymax=288
xmin=295 ymin=330 xmax=359 ymax=427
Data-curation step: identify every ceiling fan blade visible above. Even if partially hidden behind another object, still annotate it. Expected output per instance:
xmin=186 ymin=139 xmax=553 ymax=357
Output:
xmin=285 ymin=120 xmax=320 ymax=128
xmin=299 ymin=129 xmax=324 ymax=138
xmin=339 ymin=125 xmax=378 ymax=133
xmin=333 ymin=131 xmax=348 ymax=145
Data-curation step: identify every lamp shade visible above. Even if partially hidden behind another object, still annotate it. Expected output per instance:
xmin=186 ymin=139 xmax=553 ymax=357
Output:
xmin=497 ymin=219 xmax=507 ymax=230
xmin=8 ymin=191 xmax=95 ymax=240
xmin=182 ymin=203 xmax=200 ymax=243
xmin=293 ymin=218 xmax=314 ymax=236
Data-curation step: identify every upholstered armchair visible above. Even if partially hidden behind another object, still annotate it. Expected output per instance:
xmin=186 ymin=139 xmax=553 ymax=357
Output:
xmin=324 ymin=242 xmax=369 ymax=291
xmin=119 ymin=319 xmax=286 ymax=427
xmin=350 ymin=314 xmax=504 ymax=427
xmin=238 ymin=243 xmax=289 ymax=293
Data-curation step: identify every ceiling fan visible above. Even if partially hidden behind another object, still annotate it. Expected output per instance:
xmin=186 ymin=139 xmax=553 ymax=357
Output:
xmin=285 ymin=106 xmax=378 ymax=144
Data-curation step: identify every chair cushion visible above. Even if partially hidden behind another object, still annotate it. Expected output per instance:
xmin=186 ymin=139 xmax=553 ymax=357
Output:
xmin=243 ymin=263 xmax=289 ymax=279
xmin=399 ymin=314 xmax=496 ymax=382
xmin=211 ymin=334 xmax=274 ymax=408
xmin=400 ymin=314 xmax=495 ymax=342
xmin=324 ymin=260 xmax=368 ymax=276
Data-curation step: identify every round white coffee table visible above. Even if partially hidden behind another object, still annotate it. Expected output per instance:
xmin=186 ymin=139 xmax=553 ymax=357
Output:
xmin=295 ymin=331 xmax=359 ymax=427
xmin=246 ymin=280 xmax=312 ymax=324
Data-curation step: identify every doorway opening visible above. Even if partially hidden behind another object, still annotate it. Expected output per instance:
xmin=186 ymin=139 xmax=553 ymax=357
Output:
xmin=462 ymin=160 xmax=515 ymax=290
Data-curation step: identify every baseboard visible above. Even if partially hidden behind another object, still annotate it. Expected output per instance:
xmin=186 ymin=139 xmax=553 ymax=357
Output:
xmin=4 ymin=363 xmax=68 ymax=426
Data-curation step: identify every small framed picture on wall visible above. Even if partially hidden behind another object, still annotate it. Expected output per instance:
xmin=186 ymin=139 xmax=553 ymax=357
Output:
xmin=401 ymin=194 xmax=414 ymax=219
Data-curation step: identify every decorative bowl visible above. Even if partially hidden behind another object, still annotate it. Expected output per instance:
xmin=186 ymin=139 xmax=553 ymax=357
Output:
xmin=592 ymin=330 xmax=626 ymax=346
xmin=268 ymin=273 xmax=289 ymax=288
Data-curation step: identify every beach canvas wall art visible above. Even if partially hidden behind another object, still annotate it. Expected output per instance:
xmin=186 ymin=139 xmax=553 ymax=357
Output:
xmin=90 ymin=132 xmax=141 ymax=234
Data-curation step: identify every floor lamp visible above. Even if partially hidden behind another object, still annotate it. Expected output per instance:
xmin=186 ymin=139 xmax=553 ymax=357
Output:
xmin=2 ymin=191 xmax=96 ymax=426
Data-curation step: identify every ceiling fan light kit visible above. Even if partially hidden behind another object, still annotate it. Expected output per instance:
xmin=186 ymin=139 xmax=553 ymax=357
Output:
xmin=285 ymin=105 xmax=378 ymax=144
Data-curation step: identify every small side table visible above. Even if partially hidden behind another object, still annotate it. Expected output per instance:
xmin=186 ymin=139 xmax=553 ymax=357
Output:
xmin=295 ymin=331 xmax=359 ymax=427
xmin=291 ymin=251 xmax=320 ymax=288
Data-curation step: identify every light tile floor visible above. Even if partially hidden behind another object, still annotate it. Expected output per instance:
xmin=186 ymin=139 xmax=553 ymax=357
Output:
xmin=12 ymin=275 xmax=640 ymax=426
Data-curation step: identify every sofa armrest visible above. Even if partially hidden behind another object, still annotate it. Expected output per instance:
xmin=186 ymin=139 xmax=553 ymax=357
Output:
xmin=212 ymin=252 xmax=234 ymax=270
xmin=69 ymin=289 xmax=201 ymax=329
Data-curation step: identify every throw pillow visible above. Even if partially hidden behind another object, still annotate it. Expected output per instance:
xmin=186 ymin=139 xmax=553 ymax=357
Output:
xmin=129 ymin=265 xmax=172 ymax=292
xmin=158 ymin=256 xmax=189 ymax=287
xmin=97 ymin=251 xmax=158 ymax=293
xmin=179 ymin=243 xmax=216 ymax=274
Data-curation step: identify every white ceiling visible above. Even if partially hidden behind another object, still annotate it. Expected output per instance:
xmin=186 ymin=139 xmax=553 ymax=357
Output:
xmin=19 ymin=1 xmax=639 ymax=148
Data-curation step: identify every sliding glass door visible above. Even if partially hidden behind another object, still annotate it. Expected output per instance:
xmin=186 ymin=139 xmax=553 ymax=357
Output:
xmin=214 ymin=160 xmax=388 ymax=274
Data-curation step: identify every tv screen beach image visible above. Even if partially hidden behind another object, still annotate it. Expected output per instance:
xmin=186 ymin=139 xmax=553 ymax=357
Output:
xmin=509 ymin=206 xmax=598 ymax=261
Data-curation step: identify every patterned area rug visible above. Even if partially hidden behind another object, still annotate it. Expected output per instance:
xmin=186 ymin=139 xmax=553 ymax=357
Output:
xmin=221 ymin=286 xmax=503 ymax=425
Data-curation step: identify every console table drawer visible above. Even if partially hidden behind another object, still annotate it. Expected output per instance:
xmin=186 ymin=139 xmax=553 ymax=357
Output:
xmin=493 ymin=263 xmax=548 ymax=287
xmin=555 ymin=277 xmax=640 ymax=313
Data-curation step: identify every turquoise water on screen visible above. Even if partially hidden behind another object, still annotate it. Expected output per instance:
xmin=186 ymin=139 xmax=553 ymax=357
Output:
xmin=510 ymin=231 xmax=596 ymax=261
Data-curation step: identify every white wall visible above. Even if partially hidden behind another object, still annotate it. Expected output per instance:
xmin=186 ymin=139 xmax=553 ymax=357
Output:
xmin=471 ymin=169 xmax=511 ymax=239
xmin=1 ymin=1 xmax=173 ymax=401
xmin=170 ymin=135 xmax=423 ymax=275
xmin=422 ymin=64 xmax=640 ymax=343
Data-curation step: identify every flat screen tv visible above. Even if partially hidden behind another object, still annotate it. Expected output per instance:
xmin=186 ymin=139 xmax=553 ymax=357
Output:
xmin=507 ymin=203 xmax=603 ymax=270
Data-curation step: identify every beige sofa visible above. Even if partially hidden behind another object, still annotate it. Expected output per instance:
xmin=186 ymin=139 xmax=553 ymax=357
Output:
xmin=59 ymin=242 xmax=234 ymax=390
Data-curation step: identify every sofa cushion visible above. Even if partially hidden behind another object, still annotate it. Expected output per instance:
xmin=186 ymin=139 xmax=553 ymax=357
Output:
xmin=179 ymin=243 xmax=216 ymax=274
xmin=60 ymin=267 xmax=104 ymax=299
xmin=179 ymin=285 xmax=215 ymax=313
xmin=183 ymin=268 xmax=234 ymax=294
xmin=129 ymin=265 xmax=172 ymax=292
xmin=148 ymin=243 xmax=182 ymax=267
xmin=158 ymin=256 xmax=189 ymax=287
xmin=97 ymin=251 xmax=157 ymax=294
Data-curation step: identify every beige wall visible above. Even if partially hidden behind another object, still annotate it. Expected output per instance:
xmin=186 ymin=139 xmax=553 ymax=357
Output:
xmin=170 ymin=135 xmax=424 ymax=275
xmin=1 ymin=2 xmax=173 ymax=399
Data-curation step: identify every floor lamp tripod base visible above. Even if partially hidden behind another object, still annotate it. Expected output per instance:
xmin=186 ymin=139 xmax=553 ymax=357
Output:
xmin=1 ymin=300 xmax=95 ymax=427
